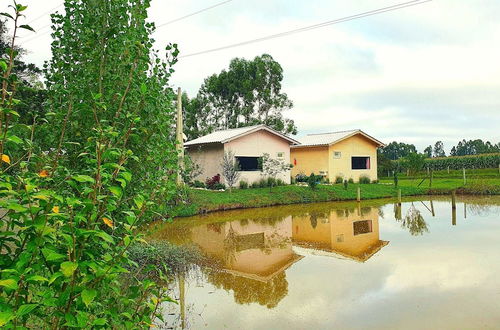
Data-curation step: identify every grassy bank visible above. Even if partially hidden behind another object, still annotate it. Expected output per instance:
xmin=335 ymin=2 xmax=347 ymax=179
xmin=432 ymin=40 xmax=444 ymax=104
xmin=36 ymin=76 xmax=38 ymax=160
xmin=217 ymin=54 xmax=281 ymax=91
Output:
xmin=175 ymin=178 xmax=500 ymax=217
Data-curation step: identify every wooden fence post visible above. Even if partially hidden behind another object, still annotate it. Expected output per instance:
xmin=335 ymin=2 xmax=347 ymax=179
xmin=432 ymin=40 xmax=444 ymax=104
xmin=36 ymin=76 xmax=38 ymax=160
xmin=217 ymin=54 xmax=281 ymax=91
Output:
xmin=462 ymin=168 xmax=466 ymax=185
xmin=357 ymin=187 xmax=361 ymax=202
xmin=451 ymin=190 xmax=456 ymax=209
xmin=398 ymin=189 xmax=402 ymax=205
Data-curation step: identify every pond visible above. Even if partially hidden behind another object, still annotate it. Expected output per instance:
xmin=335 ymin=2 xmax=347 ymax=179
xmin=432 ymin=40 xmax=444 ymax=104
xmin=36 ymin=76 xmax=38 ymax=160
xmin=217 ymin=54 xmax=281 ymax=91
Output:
xmin=148 ymin=196 xmax=500 ymax=329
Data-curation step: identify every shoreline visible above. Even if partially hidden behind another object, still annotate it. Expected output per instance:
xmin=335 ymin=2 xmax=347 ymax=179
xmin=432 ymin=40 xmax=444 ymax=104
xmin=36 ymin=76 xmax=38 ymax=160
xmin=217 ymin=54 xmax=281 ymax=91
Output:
xmin=175 ymin=183 xmax=500 ymax=218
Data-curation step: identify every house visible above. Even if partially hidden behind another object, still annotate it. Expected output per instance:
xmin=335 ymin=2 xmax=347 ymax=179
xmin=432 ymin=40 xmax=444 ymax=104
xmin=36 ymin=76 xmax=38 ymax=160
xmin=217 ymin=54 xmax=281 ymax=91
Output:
xmin=291 ymin=205 xmax=389 ymax=262
xmin=290 ymin=129 xmax=385 ymax=183
xmin=185 ymin=125 xmax=299 ymax=185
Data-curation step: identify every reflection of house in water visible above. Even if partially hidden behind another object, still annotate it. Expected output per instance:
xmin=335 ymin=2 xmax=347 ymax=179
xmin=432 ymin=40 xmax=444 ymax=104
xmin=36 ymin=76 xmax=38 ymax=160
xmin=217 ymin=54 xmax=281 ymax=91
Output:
xmin=292 ymin=207 xmax=388 ymax=262
xmin=191 ymin=216 xmax=303 ymax=282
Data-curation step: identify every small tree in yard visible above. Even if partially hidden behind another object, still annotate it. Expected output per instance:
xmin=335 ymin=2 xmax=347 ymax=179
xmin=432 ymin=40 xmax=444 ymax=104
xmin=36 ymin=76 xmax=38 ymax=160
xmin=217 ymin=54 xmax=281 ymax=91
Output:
xmin=261 ymin=153 xmax=291 ymax=192
xmin=221 ymin=150 xmax=241 ymax=192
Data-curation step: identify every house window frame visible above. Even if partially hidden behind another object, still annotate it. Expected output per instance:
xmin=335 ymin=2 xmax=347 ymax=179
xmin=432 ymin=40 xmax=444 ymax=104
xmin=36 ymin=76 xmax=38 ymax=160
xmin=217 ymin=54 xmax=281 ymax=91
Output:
xmin=351 ymin=156 xmax=371 ymax=170
xmin=333 ymin=151 xmax=341 ymax=159
xmin=235 ymin=156 xmax=262 ymax=172
xmin=277 ymin=152 xmax=285 ymax=158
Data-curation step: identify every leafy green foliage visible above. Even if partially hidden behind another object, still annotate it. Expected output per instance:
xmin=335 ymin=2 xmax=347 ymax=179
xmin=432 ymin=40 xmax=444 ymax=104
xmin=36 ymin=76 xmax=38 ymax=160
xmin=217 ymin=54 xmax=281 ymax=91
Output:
xmin=424 ymin=153 xmax=500 ymax=170
xmin=182 ymin=54 xmax=297 ymax=139
xmin=0 ymin=1 xmax=179 ymax=328
xmin=359 ymin=175 xmax=371 ymax=184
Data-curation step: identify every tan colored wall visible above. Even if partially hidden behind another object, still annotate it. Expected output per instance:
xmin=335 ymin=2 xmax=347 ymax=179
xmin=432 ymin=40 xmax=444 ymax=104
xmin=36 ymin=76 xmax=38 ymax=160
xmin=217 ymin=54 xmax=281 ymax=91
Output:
xmin=225 ymin=130 xmax=292 ymax=184
xmin=290 ymin=146 xmax=329 ymax=178
xmin=329 ymin=134 xmax=378 ymax=182
xmin=292 ymin=207 xmax=381 ymax=260
xmin=186 ymin=143 xmax=224 ymax=182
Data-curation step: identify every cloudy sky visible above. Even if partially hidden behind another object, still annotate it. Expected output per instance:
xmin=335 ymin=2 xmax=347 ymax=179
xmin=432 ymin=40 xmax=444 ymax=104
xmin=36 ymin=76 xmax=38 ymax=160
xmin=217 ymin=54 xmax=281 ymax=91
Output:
xmin=4 ymin=0 xmax=500 ymax=152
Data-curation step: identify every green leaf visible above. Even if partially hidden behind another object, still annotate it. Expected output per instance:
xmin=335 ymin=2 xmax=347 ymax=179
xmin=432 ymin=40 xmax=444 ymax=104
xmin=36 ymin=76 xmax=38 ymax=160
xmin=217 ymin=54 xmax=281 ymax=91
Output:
xmin=109 ymin=186 xmax=122 ymax=198
xmin=16 ymin=304 xmax=38 ymax=317
xmin=7 ymin=202 xmax=27 ymax=212
xmin=42 ymin=248 xmax=66 ymax=262
xmin=81 ymin=289 xmax=97 ymax=307
xmin=16 ymin=5 xmax=28 ymax=12
xmin=0 ymin=12 xmax=14 ymax=20
xmin=26 ymin=275 xmax=48 ymax=283
xmin=93 ymin=318 xmax=107 ymax=326
xmin=140 ymin=82 xmax=147 ymax=94
xmin=48 ymin=272 xmax=63 ymax=285
xmin=95 ymin=231 xmax=114 ymax=244
xmin=0 ymin=279 xmax=18 ymax=290
xmin=0 ymin=60 xmax=7 ymax=72
xmin=60 ymin=261 xmax=78 ymax=277
xmin=7 ymin=135 xmax=23 ymax=144
xmin=19 ymin=24 xmax=35 ymax=32
xmin=120 ymin=171 xmax=132 ymax=182
xmin=93 ymin=93 xmax=102 ymax=100
xmin=72 ymin=175 xmax=95 ymax=184
xmin=133 ymin=195 xmax=144 ymax=209
xmin=0 ymin=310 xmax=14 ymax=327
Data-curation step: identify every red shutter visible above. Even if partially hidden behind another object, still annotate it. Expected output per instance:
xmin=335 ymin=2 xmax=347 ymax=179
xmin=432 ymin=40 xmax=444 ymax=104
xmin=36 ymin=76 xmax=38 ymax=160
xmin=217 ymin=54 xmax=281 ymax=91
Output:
xmin=366 ymin=157 xmax=370 ymax=169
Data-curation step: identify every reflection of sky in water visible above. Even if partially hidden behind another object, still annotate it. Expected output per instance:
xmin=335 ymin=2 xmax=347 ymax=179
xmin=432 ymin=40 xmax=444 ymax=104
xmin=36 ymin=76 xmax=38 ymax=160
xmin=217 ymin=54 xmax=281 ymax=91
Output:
xmin=154 ymin=196 xmax=500 ymax=330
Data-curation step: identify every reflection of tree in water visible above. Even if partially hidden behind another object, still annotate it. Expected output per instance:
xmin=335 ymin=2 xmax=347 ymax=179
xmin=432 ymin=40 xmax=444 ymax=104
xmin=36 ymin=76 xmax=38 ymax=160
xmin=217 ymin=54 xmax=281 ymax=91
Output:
xmin=206 ymin=270 xmax=289 ymax=309
xmin=398 ymin=203 xmax=429 ymax=236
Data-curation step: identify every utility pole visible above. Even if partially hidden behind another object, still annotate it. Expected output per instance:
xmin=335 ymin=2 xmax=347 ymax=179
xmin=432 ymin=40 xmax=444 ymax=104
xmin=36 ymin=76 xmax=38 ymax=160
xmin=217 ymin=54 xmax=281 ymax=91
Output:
xmin=176 ymin=87 xmax=184 ymax=186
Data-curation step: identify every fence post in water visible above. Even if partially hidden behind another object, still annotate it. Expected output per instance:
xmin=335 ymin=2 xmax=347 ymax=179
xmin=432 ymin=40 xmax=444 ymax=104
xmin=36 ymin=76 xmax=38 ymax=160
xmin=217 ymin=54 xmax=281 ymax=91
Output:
xmin=357 ymin=187 xmax=361 ymax=202
xmin=429 ymin=169 xmax=433 ymax=188
xmin=430 ymin=199 xmax=435 ymax=217
xmin=397 ymin=189 xmax=402 ymax=205
xmin=463 ymin=168 xmax=466 ymax=185
xmin=464 ymin=203 xmax=467 ymax=219
xmin=451 ymin=190 xmax=456 ymax=209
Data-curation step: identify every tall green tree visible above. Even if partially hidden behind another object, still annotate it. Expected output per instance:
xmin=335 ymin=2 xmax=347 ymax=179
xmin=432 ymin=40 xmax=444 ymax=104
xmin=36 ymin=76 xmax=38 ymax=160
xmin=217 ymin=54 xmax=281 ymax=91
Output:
xmin=423 ymin=145 xmax=432 ymax=158
xmin=378 ymin=141 xmax=418 ymax=160
xmin=0 ymin=1 xmax=179 ymax=327
xmin=433 ymin=141 xmax=446 ymax=157
xmin=184 ymin=54 xmax=297 ymax=138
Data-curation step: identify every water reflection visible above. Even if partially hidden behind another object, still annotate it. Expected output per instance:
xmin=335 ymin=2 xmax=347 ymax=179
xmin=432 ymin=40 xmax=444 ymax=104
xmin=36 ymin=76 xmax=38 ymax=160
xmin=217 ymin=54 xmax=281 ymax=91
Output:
xmin=147 ymin=196 xmax=500 ymax=329
xmin=292 ymin=206 xmax=388 ymax=262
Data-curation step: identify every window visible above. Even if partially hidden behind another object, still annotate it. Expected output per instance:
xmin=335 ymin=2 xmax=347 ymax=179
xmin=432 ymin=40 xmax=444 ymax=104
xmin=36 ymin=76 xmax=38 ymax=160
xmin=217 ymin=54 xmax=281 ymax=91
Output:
xmin=277 ymin=152 xmax=284 ymax=158
xmin=353 ymin=220 xmax=373 ymax=235
xmin=351 ymin=156 xmax=370 ymax=170
xmin=236 ymin=156 xmax=262 ymax=171
xmin=333 ymin=151 xmax=341 ymax=159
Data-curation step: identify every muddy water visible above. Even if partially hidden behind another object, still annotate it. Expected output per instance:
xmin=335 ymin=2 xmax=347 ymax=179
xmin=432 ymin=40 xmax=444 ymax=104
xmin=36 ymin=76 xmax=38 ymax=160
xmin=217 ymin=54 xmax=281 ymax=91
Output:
xmin=148 ymin=196 xmax=500 ymax=329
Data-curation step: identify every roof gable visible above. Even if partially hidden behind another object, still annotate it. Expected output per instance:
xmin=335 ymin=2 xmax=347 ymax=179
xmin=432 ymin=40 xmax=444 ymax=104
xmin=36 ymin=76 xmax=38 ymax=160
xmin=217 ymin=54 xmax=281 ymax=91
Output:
xmin=292 ymin=129 xmax=384 ymax=148
xmin=185 ymin=125 xmax=300 ymax=146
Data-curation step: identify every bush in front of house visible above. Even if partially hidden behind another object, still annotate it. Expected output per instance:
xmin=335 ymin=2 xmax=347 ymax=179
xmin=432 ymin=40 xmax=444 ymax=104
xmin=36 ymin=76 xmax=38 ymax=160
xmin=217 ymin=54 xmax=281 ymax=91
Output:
xmin=295 ymin=173 xmax=308 ymax=183
xmin=251 ymin=182 xmax=260 ymax=188
xmin=192 ymin=180 xmax=205 ymax=188
xmin=239 ymin=180 xmax=249 ymax=189
xmin=206 ymin=174 xmax=221 ymax=189
xmin=308 ymin=172 xmax=322 ymax=190
xmin=276 ymin=178 xmax=286 ymax=186
xmin=348 ymin=178 xmax=354 ymax=184
xmin=335 ymin=176 xmax=344 ymax=184
xmin=258 ymin=178 xmax=268 ymax=188
xmin=359 ymin=175 xmax=371 ymax=184
xmin=372 ymin=179 xmax=379 ymax=184
xmin=267 ymin=177 xmax=277 ymax=187
xmin=212 ymin=183 xmax=226 ymax=190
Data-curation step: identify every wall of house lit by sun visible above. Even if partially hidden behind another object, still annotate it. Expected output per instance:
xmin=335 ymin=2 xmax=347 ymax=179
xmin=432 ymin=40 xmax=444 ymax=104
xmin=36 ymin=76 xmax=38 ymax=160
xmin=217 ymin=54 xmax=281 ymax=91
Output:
xmin=291 ymin=131 xmax=383 ymax=183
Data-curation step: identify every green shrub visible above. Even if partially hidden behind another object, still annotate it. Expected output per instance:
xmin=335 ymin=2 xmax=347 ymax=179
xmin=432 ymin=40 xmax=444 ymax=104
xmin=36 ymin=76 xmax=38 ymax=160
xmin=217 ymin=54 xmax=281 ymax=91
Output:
xmin=424 ymin=153 xmax=500 ymax=170
xmin=128 ymin=241 xmax=204 ymax=277
xmin=295 ymin=173 xmax=308 ymax=183
xmin=343 ymin=179 xmax=348 ymax=190
xmin=335 ymin=176 xmax=343 ymax=184
xmin=251 ymin=182 xmax=260 ymax=189
xmin=212 ymin=183 xmax=226 ymax=190
xmin=193 ymin=180 xmax=205 ymax=188
xmin=276 ymin=178 xmax=286 ymax=186
xmin=308 ymin=173 xmax=320 ymax=190
xmin=267 ymin=177 xmax=277 ymax=187
xmin=359 ymin=175 xmax=371 ymax=184
xmin=259 ymin=178 xmax=268 ymax=188
xmin=348 ymin=178 xmax=354 ymax=184
xmin=239 ymin=180 xmax=249 ymax=189
xmin=372 ymin=179 xmax=379 ymax=184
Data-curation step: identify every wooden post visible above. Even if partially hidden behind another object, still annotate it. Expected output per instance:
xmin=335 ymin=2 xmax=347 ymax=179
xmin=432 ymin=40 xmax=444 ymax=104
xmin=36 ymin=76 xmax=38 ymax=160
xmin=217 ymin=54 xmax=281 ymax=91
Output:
xmin=176 ymin=87 xmax=184 ymax=186
xmin=178 ymin=273 xmax=186 ymax=329
xmin=464 ymin=203 xmax=467 ymax=219
xmin=452 ymin=208 xmax=457 ymax=226
xmin=429 ymin=169 xmax=433 ymax=188
xmin=447 ymin=166 xmax=450 ymax=174
xmin=357 ymin=187 xmax=361 ymax=202
xmin=451 ymin=190 xmax=456 ymax=209
xmin=462 ymin=168 xmax=466 ymax=185
xmin=430 ymin=199 xmax=435 ymax=217
xmin=498 ymin=164 xmax=500 ymax=175
xmin=397 ymin=189 xmax=402 ymax=205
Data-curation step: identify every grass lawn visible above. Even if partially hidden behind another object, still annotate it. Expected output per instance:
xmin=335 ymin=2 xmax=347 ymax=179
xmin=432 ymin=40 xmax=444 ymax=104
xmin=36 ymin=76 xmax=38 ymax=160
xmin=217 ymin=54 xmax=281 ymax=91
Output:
xmin=176 ymin=183 xmax=427 ymax=216
xmin=174 ymin=176 xmax=500 ymax=217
